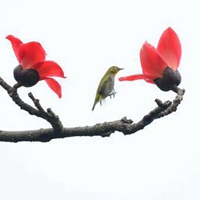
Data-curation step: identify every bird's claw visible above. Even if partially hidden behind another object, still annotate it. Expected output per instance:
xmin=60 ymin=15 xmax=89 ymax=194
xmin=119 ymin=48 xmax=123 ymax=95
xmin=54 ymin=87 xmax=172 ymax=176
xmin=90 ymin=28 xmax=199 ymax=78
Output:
xmin=109 ymin=92 xmax=116 ymax=99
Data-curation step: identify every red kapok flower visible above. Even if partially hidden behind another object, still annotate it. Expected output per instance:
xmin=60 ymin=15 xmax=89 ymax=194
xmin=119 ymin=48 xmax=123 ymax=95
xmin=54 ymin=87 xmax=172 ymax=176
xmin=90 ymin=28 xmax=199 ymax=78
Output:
xmin=119 ymin=27 xmax=182 ymax=91
xmin=6 ymin=35 xmax=66 ymax=98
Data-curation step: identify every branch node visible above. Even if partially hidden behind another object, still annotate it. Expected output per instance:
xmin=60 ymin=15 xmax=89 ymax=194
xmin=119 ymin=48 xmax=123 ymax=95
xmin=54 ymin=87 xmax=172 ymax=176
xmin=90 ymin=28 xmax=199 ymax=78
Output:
xmin=156 ymin=88 xmax=185 ymax=118
xmin=155 ymin=99 xmax=172 ymax=108
xmin=121 ymin=117 xmax=133 ymax=124
xmin=29 ymin=92 xmax=46 ymax=113
xmin=47 ymin=108 xmax=58 ymax=119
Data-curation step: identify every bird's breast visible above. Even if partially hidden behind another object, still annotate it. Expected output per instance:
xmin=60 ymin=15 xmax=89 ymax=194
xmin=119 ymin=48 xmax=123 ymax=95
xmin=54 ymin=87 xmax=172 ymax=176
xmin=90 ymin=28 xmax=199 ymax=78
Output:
xmin=103 ymin=76 xmax=115 ymax=97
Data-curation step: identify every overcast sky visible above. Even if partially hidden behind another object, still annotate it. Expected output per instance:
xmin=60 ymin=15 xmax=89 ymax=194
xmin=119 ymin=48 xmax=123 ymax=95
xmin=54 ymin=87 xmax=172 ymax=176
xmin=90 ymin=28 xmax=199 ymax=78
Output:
xmin=0 ymin=0 xmax=199 ymax=199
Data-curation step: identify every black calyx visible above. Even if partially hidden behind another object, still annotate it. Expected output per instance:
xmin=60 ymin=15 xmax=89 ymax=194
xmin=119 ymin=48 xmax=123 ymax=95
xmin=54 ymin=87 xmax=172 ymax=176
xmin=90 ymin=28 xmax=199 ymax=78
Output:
xmin=154 ymin=67 xmax=181 ymax=91
xmin=13 ymin=65 xmax=40 ymax=87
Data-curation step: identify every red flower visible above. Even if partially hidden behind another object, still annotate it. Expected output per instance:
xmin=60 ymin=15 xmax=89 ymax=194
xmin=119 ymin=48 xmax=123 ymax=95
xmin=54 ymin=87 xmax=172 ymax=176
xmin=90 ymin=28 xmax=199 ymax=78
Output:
xmin=119 ymin=27 xmax=182 ymax=91
xmin=6 ymin=35 xmax=65 ymax=98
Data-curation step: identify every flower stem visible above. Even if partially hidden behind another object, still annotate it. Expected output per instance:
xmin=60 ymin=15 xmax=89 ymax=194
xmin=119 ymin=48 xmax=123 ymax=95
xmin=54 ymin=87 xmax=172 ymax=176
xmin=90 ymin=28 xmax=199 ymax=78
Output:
xmin=13 ymin=82 xmax=22 ymax=90
xmin=171 ymin=85 xmax=185 ymax=95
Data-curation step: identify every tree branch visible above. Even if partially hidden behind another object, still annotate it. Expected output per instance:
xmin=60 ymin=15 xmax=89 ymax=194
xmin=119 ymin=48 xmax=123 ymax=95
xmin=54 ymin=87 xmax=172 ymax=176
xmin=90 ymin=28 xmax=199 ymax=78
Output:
xmin=0 ymin=77 xmax=63 ymax=132
xmin=0 ymin=76 xmax=185 ymax=142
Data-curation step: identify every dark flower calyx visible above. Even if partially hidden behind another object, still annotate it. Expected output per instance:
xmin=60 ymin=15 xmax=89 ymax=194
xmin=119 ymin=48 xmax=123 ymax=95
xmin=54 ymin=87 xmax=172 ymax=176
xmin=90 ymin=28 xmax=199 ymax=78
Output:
xmin=14 ymin=65 xmax=40 ymax=87
xmin=154 ymin=67 xmax=181 ymax=91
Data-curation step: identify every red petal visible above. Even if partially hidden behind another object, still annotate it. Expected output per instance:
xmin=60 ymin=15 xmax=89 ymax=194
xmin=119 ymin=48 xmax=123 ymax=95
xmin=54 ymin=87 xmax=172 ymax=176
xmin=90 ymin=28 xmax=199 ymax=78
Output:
xmin=17 ymin=42 xmax=46 ymax=69
xmin=119 ymin=74 xmax=155 ymax=84
xmin=157 ymin=27 xmax=182 ymax=70
xmin=44 ymin=78 xmax=62 ymax=98
xmin=140 ymin=42 xmax=168 ymax=78
xmin=32 ymin=61 xmax=65 ymax=79
xmin=6 ymin=35 xmax=23 ymax=62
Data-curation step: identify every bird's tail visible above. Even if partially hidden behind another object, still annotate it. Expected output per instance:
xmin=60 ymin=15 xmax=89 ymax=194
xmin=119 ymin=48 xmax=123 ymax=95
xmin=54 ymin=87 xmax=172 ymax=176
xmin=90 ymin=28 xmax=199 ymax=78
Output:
xmin=92 ymin=99 xmax=98 ymax=111
xmin=92 ymin=95 xmax=102 ymax=111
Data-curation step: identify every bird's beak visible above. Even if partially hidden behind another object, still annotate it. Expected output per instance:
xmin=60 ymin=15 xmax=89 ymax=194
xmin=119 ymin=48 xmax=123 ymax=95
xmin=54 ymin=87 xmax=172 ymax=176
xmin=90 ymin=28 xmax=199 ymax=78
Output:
xmin=119 ymin=68 xmax=124 ymax=70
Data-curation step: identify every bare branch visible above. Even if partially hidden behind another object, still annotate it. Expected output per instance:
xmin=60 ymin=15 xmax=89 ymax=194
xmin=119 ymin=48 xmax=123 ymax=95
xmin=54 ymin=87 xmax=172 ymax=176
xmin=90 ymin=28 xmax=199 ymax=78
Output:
xmin=156 ymin=87 xmax=185 ymax=118
xmin=0 ymin=76 xmax=185 ymax=143
xmin=0 ymin=77 xmax=63 ymax=132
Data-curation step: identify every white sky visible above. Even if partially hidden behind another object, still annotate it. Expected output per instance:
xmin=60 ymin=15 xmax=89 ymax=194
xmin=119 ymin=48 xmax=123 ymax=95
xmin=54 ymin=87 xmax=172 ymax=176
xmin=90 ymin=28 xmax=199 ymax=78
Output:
xmin=0 ymin=0 xmax=199 ymax=199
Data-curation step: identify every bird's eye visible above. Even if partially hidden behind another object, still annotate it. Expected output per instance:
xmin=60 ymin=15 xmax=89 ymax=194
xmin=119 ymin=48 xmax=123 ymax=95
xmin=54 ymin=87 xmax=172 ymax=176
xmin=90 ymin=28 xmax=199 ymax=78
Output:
xmin=114 ymin=66 xmax=118 ymax=71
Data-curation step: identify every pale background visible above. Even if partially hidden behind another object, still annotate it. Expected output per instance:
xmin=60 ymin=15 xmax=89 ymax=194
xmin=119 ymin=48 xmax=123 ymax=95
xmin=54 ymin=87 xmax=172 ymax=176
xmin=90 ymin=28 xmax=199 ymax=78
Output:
xmin=0 ymin=0 xmax=199 ymax=199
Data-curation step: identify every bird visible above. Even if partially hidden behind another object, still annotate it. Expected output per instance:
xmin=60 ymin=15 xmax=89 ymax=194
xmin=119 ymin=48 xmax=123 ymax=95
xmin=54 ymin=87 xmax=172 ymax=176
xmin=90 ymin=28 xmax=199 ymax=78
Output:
xmin=92 ymin=66 xmax=123 ymax=111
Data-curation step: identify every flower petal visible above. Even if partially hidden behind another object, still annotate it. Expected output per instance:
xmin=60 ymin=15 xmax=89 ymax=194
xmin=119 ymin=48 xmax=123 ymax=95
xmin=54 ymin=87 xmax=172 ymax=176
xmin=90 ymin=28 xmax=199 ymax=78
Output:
xmin=44 ymin=78 xmax=62 ymax=98
xmin=157 ymin=27 xmax=182 ymax=70
xmin=6 ymin=35 xmax=23 ymax=62
xmin=32 ymin=61 xmax=65 ymax=79
xmin=140 ymin=41 xmax=168 ymax=79
xmin=119 ymin=74 xmax=155 ymax=84
xmin=17 ymin=42 xmax=46 ymax=69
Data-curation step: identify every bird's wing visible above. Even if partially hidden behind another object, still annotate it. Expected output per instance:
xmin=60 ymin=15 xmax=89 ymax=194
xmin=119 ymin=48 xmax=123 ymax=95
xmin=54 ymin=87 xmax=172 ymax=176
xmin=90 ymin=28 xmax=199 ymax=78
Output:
xmin=92 ymin=74 xmax=112 ymax=111
xmin=98 ymin=75 xmax=112 ymax=96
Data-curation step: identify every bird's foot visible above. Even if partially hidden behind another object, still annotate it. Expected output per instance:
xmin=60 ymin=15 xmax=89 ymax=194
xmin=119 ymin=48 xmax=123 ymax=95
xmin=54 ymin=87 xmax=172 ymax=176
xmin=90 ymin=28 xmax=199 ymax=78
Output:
xmin=109 ymin=92 xmax=116 ymax=99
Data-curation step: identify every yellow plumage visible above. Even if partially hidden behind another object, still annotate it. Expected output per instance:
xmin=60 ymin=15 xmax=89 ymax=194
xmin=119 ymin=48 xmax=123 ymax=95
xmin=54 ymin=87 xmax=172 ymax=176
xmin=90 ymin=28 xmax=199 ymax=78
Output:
xmin=92 ymin=66 xmax=123 ymax=111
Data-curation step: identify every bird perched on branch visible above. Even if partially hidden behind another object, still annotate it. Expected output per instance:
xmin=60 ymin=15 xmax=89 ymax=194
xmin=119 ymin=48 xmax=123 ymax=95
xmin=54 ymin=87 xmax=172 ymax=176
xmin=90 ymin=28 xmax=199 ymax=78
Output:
xmin=92 ymin=66 xmax=123 ymax=111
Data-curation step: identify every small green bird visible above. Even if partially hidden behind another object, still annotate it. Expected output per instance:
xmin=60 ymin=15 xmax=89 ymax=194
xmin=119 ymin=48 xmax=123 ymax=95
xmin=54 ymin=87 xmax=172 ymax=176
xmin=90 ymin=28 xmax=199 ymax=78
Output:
xmin=92 ymin=66 xmax=123 ymax=111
